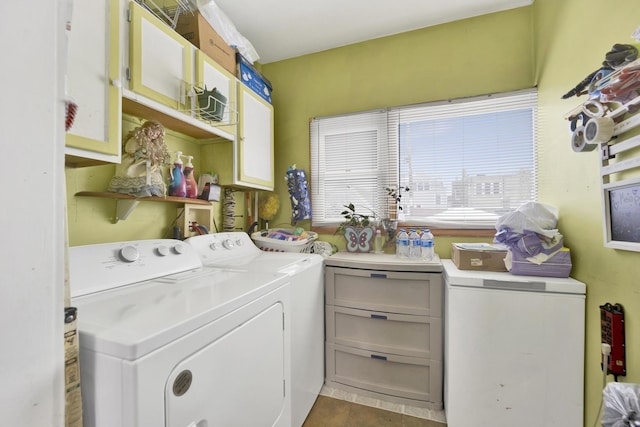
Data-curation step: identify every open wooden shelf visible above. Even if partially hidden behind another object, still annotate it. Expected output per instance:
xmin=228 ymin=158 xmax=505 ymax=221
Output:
xmin=76 ymin=191 xmax=211 ymax=223
xmin=122 ymin=89 xmax=235 ymax=142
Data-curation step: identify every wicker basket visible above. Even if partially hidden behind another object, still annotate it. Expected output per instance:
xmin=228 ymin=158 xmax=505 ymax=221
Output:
xmin=251 ymin=229 xmax=318 ymax=253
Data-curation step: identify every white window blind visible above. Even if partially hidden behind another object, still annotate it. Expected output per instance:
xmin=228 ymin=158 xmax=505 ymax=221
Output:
xmin=310 ymin=110 xmax=392 ymax=226
xmin=310 ymin=89 xmax=538 ymax=229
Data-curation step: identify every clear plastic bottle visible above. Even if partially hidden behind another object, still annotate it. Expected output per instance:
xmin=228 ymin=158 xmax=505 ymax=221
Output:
xmin=409 ymin=229 xmax=421 ymax=258
xmin=421 ymin=229 xmax=435 ymax=261
xmin=396 ymin=229 xmax=409 ymax=258
xmin=374 ymin=229 xmax=383 ymax=254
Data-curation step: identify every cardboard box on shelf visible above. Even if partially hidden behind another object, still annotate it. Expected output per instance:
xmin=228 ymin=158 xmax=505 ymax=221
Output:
xmin=451 ymin=243 xmax=508 ymax=272
xmin=175 ymin=12 xmax=236 ymax=75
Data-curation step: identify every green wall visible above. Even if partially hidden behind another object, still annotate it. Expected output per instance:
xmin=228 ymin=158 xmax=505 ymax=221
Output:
xmin=534 ymin=0 xmax=640 ymax=424
xmin=262 ymin=7 xmax=535 ymax=249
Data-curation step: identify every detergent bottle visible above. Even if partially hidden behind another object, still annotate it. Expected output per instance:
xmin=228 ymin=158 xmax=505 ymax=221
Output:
xmin=184 ymin=155 xmax=198 ymax=198
xmin=168 ymin=151 xmax=186 ymax=197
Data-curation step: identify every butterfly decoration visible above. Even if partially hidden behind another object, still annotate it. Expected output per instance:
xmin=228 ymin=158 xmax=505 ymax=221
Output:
xmin=344 ymin=226 xmax=375 ymax=253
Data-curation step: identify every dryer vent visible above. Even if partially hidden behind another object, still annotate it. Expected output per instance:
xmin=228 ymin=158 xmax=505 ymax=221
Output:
xmin=602 ymin=382 xmax=640 ymax=426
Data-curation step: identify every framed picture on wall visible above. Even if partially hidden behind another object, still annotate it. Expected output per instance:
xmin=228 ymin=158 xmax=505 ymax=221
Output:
xmin=602 ymin=177 xmax=640 ymax=251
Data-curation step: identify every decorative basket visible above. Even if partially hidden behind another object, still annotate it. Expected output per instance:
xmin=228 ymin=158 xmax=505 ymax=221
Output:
xmin=251 ymin=229 xmax=318 ymax=253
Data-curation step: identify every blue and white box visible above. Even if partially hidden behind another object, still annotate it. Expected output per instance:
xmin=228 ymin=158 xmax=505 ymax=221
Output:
xmin=237 ymin=53 xmax=273 ymax=104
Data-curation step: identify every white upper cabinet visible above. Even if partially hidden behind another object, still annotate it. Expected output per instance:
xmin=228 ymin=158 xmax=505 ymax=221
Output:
xmin=195 ymin=50 xmax=237 ymax=132
xmin=65 ymin=0 xmax=121 ymax=166
xmin=123 ymin=1 xmax=234 ymax=141
xmin=128 ymin=1 xmax=193 ymax=108
xmin=237 ymin=85 xmax=274 ymax=190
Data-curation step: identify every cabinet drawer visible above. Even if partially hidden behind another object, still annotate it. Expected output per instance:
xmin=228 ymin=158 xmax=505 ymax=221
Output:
xmin=326 ymin=343 xmax=442 ymax=406
xmin=325 ymin=267 xmax=442 ymax=316
xmin=326 ymin=306 xmax=442 ymax=359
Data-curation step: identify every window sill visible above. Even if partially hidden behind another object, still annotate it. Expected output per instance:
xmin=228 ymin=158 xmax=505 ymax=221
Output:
xmin=311 ymin=225 xmax=495 ymax=238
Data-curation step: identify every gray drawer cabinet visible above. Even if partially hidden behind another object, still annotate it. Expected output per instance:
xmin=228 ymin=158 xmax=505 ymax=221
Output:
xmin=324 ymin=262 xmax=443 ymax=409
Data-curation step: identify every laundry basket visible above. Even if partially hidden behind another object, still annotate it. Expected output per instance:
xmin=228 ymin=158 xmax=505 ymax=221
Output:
xmin=251 ymin=229 xmax=318 ymax=253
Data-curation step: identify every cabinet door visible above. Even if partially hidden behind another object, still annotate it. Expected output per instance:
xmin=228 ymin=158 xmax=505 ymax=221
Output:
xmin=195 ymin=50 xmax=236 ymax=133
xmin=128 ymin=1 xmax=193 ymax=108
xmin=237 ymin=85 xmax=274 ymax=190
xmin=65 ymin=0 xmax=121 ymax=165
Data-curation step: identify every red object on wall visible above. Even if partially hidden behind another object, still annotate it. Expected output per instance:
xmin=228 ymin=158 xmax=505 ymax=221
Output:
xmin=600 ymin=302 xmax=626 ymax=378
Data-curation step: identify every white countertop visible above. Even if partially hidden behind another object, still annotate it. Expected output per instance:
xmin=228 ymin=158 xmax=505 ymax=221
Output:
xmin=325 ymin=251 xmax=443 ymax=272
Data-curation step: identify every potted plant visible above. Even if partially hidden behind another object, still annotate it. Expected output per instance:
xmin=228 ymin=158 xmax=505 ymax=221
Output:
xmin=382 ymin=185 xmax=409 ymax=243
xmin=336 ymin=203 xmax=376 ymax=252
xmin=384 ymin=185 xmax=410 ymax=218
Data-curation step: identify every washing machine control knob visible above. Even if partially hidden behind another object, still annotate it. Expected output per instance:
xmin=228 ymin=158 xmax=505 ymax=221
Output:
xmin=119 ymin=245 xmax=140 ymax=263
xmin=222 ymin=239 xmax=235 ymax=250
xmin=235 ymin=238 xmax=244 ymax=246
xmin=209 ymin=242 xmax=220 ymax=251
xmin=173 ymin=243 xmax=186 ymax=254
xmin=156 ymin=245 xmax=170 ymax=256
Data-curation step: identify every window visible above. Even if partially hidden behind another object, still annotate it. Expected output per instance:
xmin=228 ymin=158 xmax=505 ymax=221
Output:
xmin=310 ymin=89 xmax=537 ymax=229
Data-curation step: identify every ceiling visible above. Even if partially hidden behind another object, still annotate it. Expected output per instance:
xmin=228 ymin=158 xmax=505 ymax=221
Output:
xmin=213 ymin=0 xmax=534 ymax=64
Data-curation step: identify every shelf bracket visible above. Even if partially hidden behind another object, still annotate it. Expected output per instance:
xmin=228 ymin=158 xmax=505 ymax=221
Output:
xmin=114 ymin=199 xmax=140 ymax=223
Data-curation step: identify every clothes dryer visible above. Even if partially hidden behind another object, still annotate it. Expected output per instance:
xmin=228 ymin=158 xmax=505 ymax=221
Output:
xmin=69 ymin=239 xmax=291 ymax=427
xmin=186 ymin=232 xmax=324 ymax=427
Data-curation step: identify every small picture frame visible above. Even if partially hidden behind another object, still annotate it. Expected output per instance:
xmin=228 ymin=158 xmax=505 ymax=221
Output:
xmin=602 ymin=177 xmax=640 ymax=251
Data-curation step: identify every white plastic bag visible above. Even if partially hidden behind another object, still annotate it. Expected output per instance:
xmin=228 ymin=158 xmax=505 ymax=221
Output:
xmin=495 ymin=202 xmax=560 ymax=238
xmin=196 ymin=0 xmax=260 ymax=63
xmin=602 ymin=382 xmax=640 ymax=426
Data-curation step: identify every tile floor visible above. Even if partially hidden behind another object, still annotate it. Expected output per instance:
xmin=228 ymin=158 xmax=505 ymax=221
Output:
xmin=302 ymin=386 xmax=447 ymax=427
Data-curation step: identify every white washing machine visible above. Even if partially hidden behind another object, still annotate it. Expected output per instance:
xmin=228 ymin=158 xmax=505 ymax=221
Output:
xmin=185 ymin=232 xmax=324 ymax=427
xmin=69 ymin=239 xmax=292 ymax=427
xmin=442 ymin=259 xmax=586 ymax=427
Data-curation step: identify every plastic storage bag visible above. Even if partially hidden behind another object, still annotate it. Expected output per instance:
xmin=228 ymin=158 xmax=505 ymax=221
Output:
xmin=602 ymin=382 xmax=640 ymax=426
xmin=196 ymin=0 xmax=260 ymax=63
xmin=495 ymin=201 xmax=560 ymax=238
xmin=494 ymin=202 xmax=567 ymax=273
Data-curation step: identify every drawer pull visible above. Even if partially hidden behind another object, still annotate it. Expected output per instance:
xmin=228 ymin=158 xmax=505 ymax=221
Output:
xmin=370 ymin=314 xmax=387 ymax=320
xmin=370 ymin=273 xmax=387 ymax=278
xmin=370 ymin=354 xmax=387 ymax=361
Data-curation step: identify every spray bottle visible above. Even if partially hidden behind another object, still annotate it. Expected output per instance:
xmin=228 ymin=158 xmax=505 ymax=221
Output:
xmin=168 ymin=151 xmax=186 ymax=197
xmin=184 ymin=155 xmax=198 ymax=198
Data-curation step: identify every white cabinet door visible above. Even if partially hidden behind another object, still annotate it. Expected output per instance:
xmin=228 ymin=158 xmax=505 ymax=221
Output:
xmin=128 ymin=1 xmax=193 ymax=109
xmin=237 ymin=85 xmax=274 ymax=190
xmin=195 ymin=50 xmax=237 ymax=131
xmin=65 ymin=0 xmax=121 ymax=165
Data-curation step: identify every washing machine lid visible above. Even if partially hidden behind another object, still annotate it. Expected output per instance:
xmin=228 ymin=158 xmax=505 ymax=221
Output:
xmin=205 ymin=251 xmax=322 ymax=275
xmin=442 ymin=259 xmax=586 ymax=294
xmin=185 ymin=232 xmax=323 ymax=274
xmin=71 ymin=268 xmax=289 ymax=360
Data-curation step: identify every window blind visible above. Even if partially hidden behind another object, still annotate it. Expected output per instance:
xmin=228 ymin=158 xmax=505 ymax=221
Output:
xmin=310 ymin=89 xmax=538 ymax=229
xmin=310 ymin=110 xmax=392 ymax=226
xmin=390 ymin=89 xmax=538 ymax=228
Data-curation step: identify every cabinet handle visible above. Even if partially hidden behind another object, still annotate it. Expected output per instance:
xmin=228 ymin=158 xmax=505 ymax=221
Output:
xmin=370 ymin=273 xmax=387 ymax=278
xmin=370 ymin=354 xmax=387 ymax=361
xmin=370 ymin=314 xmax=387 ymax=320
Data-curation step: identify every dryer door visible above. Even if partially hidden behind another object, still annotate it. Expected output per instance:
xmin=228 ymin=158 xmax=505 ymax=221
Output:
xmin=165 ymin=301 xmax=287 ymax=427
